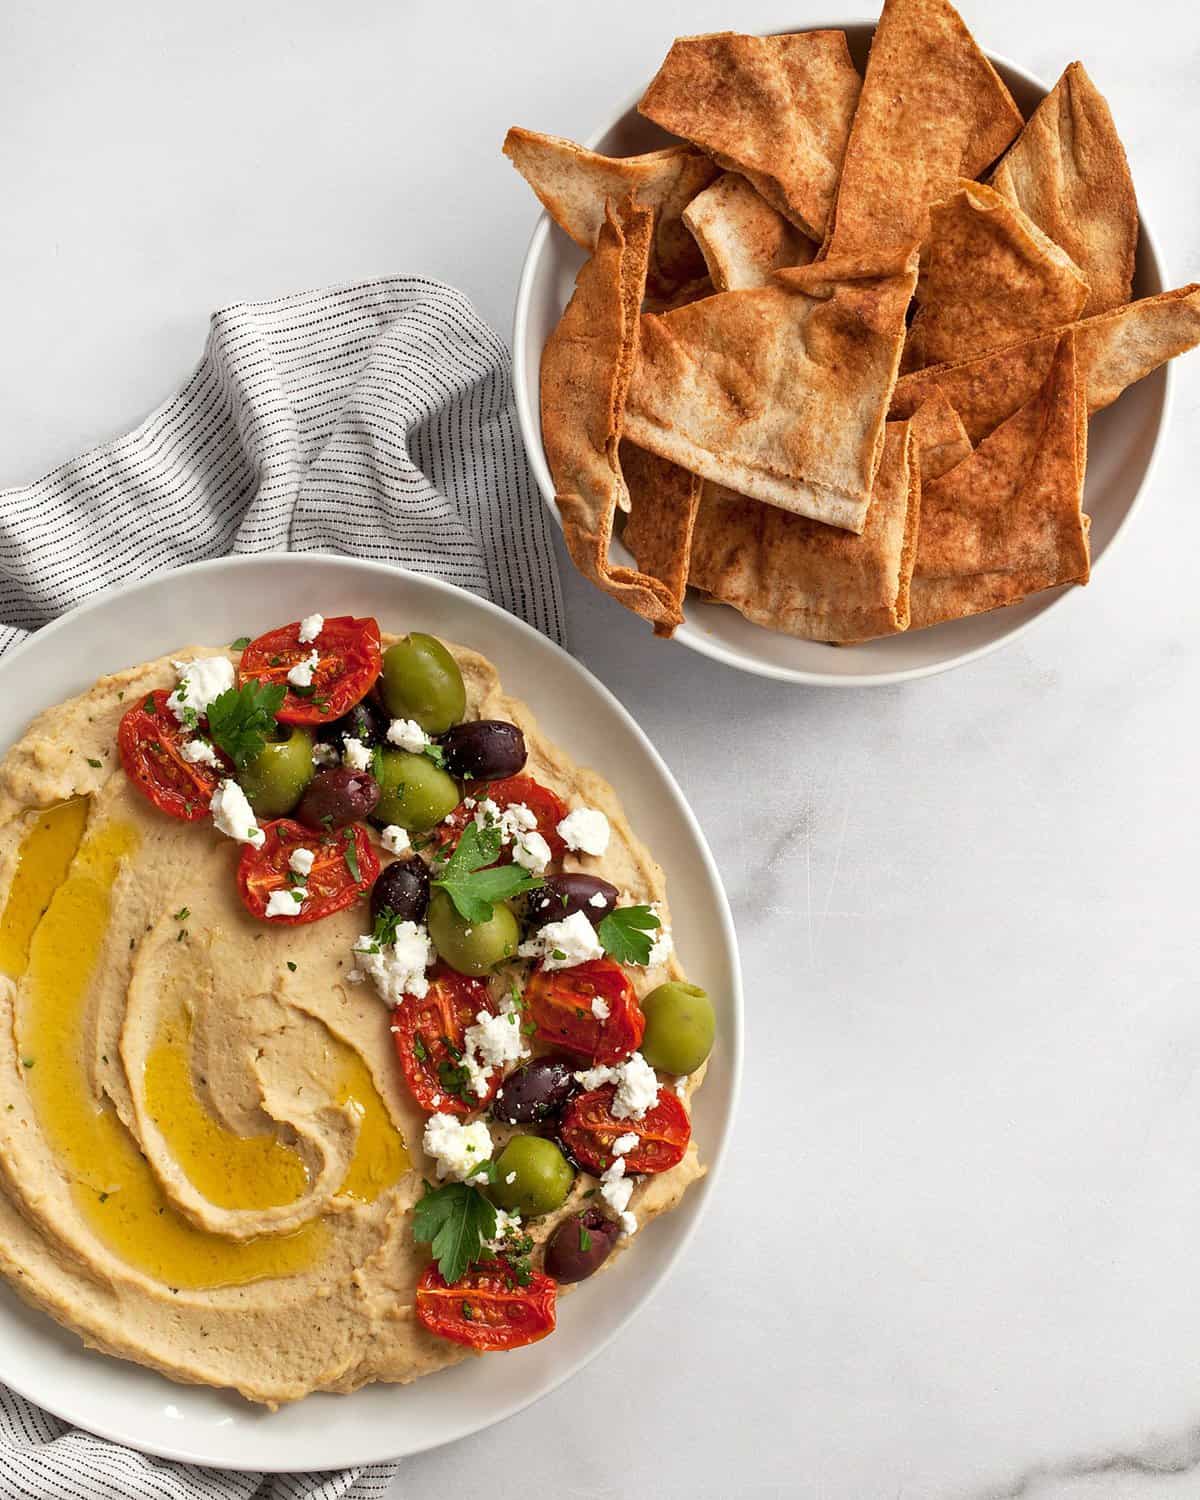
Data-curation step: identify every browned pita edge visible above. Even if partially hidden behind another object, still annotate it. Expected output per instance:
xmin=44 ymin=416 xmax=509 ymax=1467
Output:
xmin=637 ymin=31 xmax=861 ymax=241
xmin=688 ymin=421 xmax=920 ymax=642
xmin=903 ymin=180 xmax=1089 ymax=371
xmin=907 ymin=388 xmax=973 ymax=482
xmin=824 ymin=0 xmax=1023 ymax=259
xmin=910 ymin=332 xmax=1090 ymax=629
xmin=992 ymin=62 xmax=1137 ymax=317
xmin=502 ymin=127 xmax=718 ymax=295
xmin=892 ymin=282 xmax=1200 ymax=442
xmin=619 ymin=443 xmax=703 ymax=638
xmin=682 ymin=172 xmax=817 ymax=291
xmin=623 ymin=247 xmax=919 ymax=533
xmin=539 ymin=197 xmax=684 ymax=634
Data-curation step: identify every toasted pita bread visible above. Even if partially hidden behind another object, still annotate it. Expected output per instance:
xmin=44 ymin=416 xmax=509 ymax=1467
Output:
xmin=637 ymin=31 xmax=861 ymax=241
xmin=688 ymin=421 xmax=920 ymax=641
xmin=907 ymin=388 xmax=973 ymax=482
xmin=503 ymin=127 xmax=718 ymax=295
xmin=624 ymin=247 xmax=919 ymax=532
xmin=825 ymin=0 xmax=1023 ymax=258
xmin=904 ymin=180 xmax=1089 ymax=371
xmin=892 ymin=282 xmax=1200 ymax=441
xmin=540 ymin=198 xmax=684 ymax=634
xmin=910 ymin=333 xmax=1089 ymax=628
xmin=682 ymin=172 xmax=817 ymax=291
xmin=992 ymin=62 xmax=1137 ymax=317
xmin=619 ymin=444 xmax=703 ymax=637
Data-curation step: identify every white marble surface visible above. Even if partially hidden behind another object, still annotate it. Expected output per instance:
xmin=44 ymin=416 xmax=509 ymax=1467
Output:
xmin=2 ymin=2 xmax=1199 ymax=1496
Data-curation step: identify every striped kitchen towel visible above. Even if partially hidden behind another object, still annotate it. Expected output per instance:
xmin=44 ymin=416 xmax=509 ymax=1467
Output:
xmin=0 ymin=278 xmax=563 ymax=1497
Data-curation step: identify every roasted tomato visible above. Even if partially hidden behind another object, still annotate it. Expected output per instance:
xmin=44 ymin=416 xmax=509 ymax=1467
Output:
xmin=392 ymin=966 xmax=498 ymax=1114
xmin=415 ymin=1258 xmax=557 ymax=1351
xmin=117 ymin=689 xmax=231 ymax=821
xmin=526 ymin=958 xmax=643 ymax=1065
xmin=238 ymin=616 xmax=382 ymax=726
xmin=237 ymin=818 xmax=379 ymax=924
xmin=560 ymin=1084 xmax=690 ymax=1175
xmin=433 ymin=775 xmax=568 ymax=862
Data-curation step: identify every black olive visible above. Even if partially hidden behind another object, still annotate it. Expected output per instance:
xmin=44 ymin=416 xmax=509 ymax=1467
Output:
xmin=492 ymin=1058 xmax=578 ymax=1126
xmin=437 ymin=720 xmax=526 ymax=782
xmin=317 ymin=697 xmax=388 ymax=751
xmin=526 ymin=875 xmax=619 ymax=929
xmin=296 ymin=768 xmax=380 ymax=831
xmin=544 ymin=1208 xmax=620 ymax=1283
xmin=370 ymin=856 xmax=431 ymax=926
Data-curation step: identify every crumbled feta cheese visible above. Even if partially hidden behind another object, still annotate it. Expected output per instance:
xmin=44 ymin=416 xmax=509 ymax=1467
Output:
xmin=675 ymin=1075 xmax=689 ymax=1098
xmin=460 ymin=1000 xmax=529 ymax=1097
xmin=599 ymin=1157 xmax=637 ymax=1236
xmin=181 ymin=737 xmax=220 ymax=767
xmin=342 ymin=736 xmax=372 ymax=772
xmin=611 ymin=1132 xmax=639 ymax=1156
xmin=265 ymin=886 xmax=307 ymax=918
xmin=386 ymin=718 xmax=430 ymax=753
xmin=574 ymin=1051 xmax=660 ymax=1119
xmin=422 ymin=1113 xmax=493 ymax=1182
xmin=312 ymin=742 xmax=340 ymax=768
xmin=210 ymin=779 xmax=264 ymax=848
xmin=298 ymin=613 xmax=324 ymax=644
xmin=589 ymin=891 xmax=608 ymax=909
xmin=379 ymin=824 xmax=411 ymax=856
xmin=167 ymin=656 xmax=235 ymax=722
xmin=557 ymin=806 xmax=611 ymax=857
xmin=351 ymin=922 xmax=432 ymax=1003
xmin=487 ymin=1207 xmax=522 ymax=1250
xmin=289 ymin=847 xmax=315 ymax=877
xmin=287 ymin=650 xmax=319 ymax=688
xmin=347 ymin=968 xmax=364 ymax=984
xmin=512 ymin=827 xmax=552 ymax=875
xmin=518 ymin=909 xmax=604 ymax=969
xmin=505 ymin=1171 xmax=516 ymax=1185
xmin=644 ymin=914 xmax=674 ymax=968
xmin=591 ymin=996 xmax=611 ymax=1021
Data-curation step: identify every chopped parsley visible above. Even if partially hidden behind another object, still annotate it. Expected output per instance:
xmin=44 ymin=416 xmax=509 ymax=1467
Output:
xmin=372 ymin=906 xmax=402 ymax=947
xmin=598 ymin=904 xmax=660 ymax=966
xmin=286 ymin=961 xmax=297 ymax=973
xmin=343 ymin=829 xmax=361 ymax=883
xmin=86 ymin=757 xmax=102 ymax=769
xmin=173 ymin=907 xmax=190 ymax=922
xmin=205 ymin=680 xmax=286 ymax=767
xmin=230 ymin=636 xmax=251 ymax=650
xmin=579 ymin=1224 xmax=592 ymax=1252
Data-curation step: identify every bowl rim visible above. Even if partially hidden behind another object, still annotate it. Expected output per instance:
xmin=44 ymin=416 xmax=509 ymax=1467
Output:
xmin=511 ymin=29 xmax=1173 ymax=687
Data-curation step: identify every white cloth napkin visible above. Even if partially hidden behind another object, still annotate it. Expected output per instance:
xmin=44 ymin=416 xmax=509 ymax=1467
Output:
xmin=0 ymin=278 xmax=563 ymax=1497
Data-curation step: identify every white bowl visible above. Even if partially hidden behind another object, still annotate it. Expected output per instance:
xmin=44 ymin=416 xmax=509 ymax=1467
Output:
xmin=0 ymin=553 xmax=742 ymax=1469
xmin=512 ymin=24 xmax=1171 ymax=685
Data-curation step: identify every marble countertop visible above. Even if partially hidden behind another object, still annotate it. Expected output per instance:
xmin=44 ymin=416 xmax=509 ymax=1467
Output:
xmin=2 ymin=2 xmax=1199 ymax=1495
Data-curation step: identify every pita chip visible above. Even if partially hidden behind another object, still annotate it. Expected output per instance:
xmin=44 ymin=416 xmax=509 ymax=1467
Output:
xmin=688 ymin=420 xmax=920 ymax=641
xmin=825 ymin=0 xmax=1023 ymax=258
xmin=503 ymin=127 xmax=718 ymax=294
xmin=540 ymin=197 xmax=684 ymax=634
xmin=683 ymin=172 xmax=817 ymax=291
xmin=892 ymin=282 xmax=1200 ymax=441
xmin=904 ymin=180 xmax=1089 ymax=371
xmin=907 ymin=388 xmax=973 ymax=482
xmin=624 ymin=247 xmax=919 ymax=533
xmin=637 ymin=31 xmax=861 ymax=241
xmin=910 ymin=333 xmax=1090 ymax=629
xmin=620 ymin=443 xmax=703 ymax=636
xmin=992 ymin=62 xmax=1137 ymax=316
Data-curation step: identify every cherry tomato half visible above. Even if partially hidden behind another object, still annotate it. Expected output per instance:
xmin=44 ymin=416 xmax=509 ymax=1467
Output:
xmin=415 ymin=1258 xmax=557 ymax=1351
xmin=237 ymin=818 xmax=379 ymax=924
xmin=392 ymin=966 xmax=498 ymax=1114
xmin=560 ymin=1084 xmax=690 ymax=1175
xmin=238 ymin=616 xmax=382 ymax=725
xmin=526 ymin=958 xmax=644 ymax=1065
xmin=117 ymin=689 xmax=231 ymax=822
xmin=433 ymin=775 xmax=569 ymax=863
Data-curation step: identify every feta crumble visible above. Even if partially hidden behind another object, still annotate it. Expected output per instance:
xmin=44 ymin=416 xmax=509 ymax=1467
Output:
xmin=422 ymin=1113 xmax=493 ymax=1182
xmin=181 ymin=738 xmax=220 ymax=767
xmin=475 ymin=799 xmax=552 ymax=876
xmin=511 ymin=828 xmax=552 ymax=875
xmin=350 ymin=922 xmax=432 ymax=1003
xmin=557 ymin=806 xmax=610 ymax=857
xmin=298 ymin=612 xmax=324 ymax=644
xmin=487 ymin=1207 xmax=523 ymax=1250
xmin=289 ymin=846 xmax=315 ymax=877
xmin=575 ymin=1051 xmax=659 ymax=1119
xmin=265 ymin=886 xmax=307 ymax=918
xmin=342 ymin=736 xmax=372 ymax=772
xmin=599 ymin=1157 xmax=637 ymax=1236
xmin=167 ymin=656 xmax=235 ymax=722
xmin=460 ymin=1000 xmax=529 ymax=1098
xmin=589 ymin=891 xmax=608 ymax=909
xmin=591 ymin=995 xmax=611 ymax=1021
xmin=287 ymin=650 xmax=319 ymax=688
xmin=312 ymin=742 xmax=340 ymax=768
xmin=379 ymin=824 xmax=411 ymax=856
xmin=611 ymin=1132 xmax=639 ymax=1156
xmin=210 ymin=779 xmax=264 ymax=848
xmin=386 ymin=718 xmax=430 ymax=753
xmin=518 ymin=909 xmax=604 ymax=969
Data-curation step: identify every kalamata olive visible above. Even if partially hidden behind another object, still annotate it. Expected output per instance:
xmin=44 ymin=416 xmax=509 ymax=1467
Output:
xmin=317 ymin=697 xmax=388 ymax=751
xmin=544 ymin=1208 xmax=620 ymax=1283
xmin=492 ymin=1058 xmax=578 ymax=1125
xmin=370 ymin=856 xmax=431 ymax=925
xmin=296 ymin=768 xmax=380 ymax=831
xmin=526 ymin=875 xmax=619 ymax=930
xmin=437 ymin=720 xmax=526 ymax=782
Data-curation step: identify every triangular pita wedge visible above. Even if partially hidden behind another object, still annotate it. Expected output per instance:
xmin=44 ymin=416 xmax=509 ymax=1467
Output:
xmin=540 ymin=197 xmax=684 ymax=634
xmin=910 ymin=332 xmax=1090 ymax=629
xmin=624 ymin=247 xmax=919 ymax=532
xmin=825 ymin=0 xmax=1023 ymax=257
xmin=892 ymin=282 xmax=1200 ymax=441
xmin=637 ymin=31 xmax=861 ymax=241
xmin=992 ymin=62 xmax=1137 ymax=316
xmin=619 ymin=443 xmax=703 ymax=637
xmin=907 ymin=388 xmax=973 ymax=482
xmin=903 ymin=180 xmax=1089 ymax=371
xmin=503 ymin=127 xmax=718 ymax=294
xmin=683 ymin=172 xmax=817 ymax=291
xmin=688 ymin=420 xmax=920 ymax=641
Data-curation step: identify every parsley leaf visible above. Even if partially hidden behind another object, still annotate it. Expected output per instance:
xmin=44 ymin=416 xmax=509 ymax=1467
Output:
xmin=411 ymin=1181 xmax=496 ymax=1285
xmin=206 ymin=680 xmax=285 ymax=768
xmin=597 ymin=904 xmax=660 ymax=966
xmin=423 ymin=742 xmax=447 ymax=769
xmin=343 ymin=829 xmax=361 ymax=883
xmin=230 ymin=636 xmax=251 ymax=650
xmin=372 ymin=905 xmax=402 ymax=947
xmin=432 ymin=820 xmax=542 ymax=923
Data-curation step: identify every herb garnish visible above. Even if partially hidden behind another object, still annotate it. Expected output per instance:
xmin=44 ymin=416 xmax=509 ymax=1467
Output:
xmin=432 ymin=820 xmax=543 ymax=923
xmin=230 ymin=636 xmax=251 ymax=650
xmin=342 ymin=829 xmax=361 ymax=883
xmin=411 ymin=1181 xmax=497 ymax=1285
xmin=86 ymin=757 xmax=102 ymax=769
xmin=372 ymin=906 xmax=402 ymax=947
xmin=205 ymin=680 xmax=286 ymax=767
xmin=598 ymin=904 xmax=660 ymax=966
xmin=423 ymin=742 xmax=447 ymax=769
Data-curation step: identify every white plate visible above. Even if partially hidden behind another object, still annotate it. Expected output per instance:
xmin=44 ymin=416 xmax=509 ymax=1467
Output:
xmin=0 ymin=553 xmax=742 ymax=1470
xmin=512 ymin=24 xmax=1172 ymax=685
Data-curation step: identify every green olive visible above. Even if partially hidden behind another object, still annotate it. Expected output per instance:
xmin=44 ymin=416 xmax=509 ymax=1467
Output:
xmin=490 ymin=1135 xmax=575 ymax=1218
xmin=238 ymin=727 xmax=314 ymax=817
xmin=381 ymin=633 xmax=465 ymax=735
xmin=372 ymin=748 xmax=459 ymax=832
xmin=639 ymin=982 xmax=715 ymax=1077
xmin=427 ymin=889 xmax=519 ymax=976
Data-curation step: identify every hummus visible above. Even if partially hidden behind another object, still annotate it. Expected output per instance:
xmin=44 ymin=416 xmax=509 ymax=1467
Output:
xmin=0 ymin=640 xmax=704 ymax=1405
